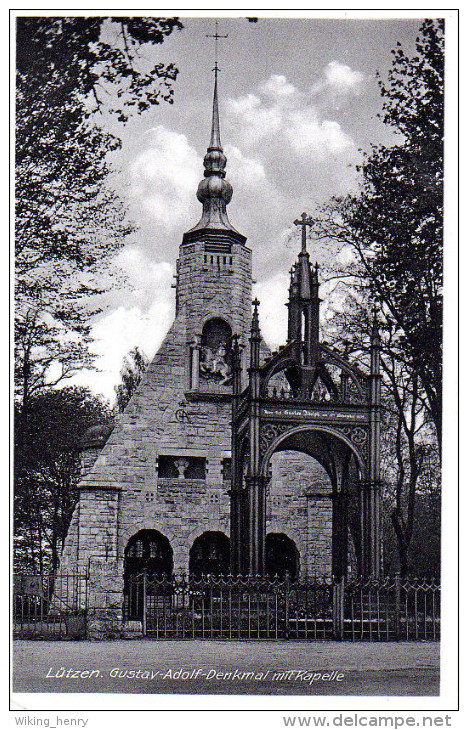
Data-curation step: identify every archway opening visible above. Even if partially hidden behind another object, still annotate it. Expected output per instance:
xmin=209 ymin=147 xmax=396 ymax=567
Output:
xmin=264 ymin=428 xmax=364 ymax=579
xmin=266 ymin=533 xmax=300 ymax=580
xmin=124 ymin=529 xmax=173 ymax=581
xmin=189 ymin=531 xmax=230 ymax=577
xmin=268 ymin=449 xmax=332 ymax=578
xmin=123 ymin=529 xmax=173 ymax=620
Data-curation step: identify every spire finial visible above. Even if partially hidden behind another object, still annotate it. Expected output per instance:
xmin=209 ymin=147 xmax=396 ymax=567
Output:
xmin=206 ymin=21 xmax=228 ymax=149
xmin=252 ymin=298 xmax=261 ymax=333
xmin=210 ymin=64 xmax=221 ymax=149
xmin=206 ymin=21 xmax=228 ymax=73
xmin=185 ymin=22 xmax=245 ymax=241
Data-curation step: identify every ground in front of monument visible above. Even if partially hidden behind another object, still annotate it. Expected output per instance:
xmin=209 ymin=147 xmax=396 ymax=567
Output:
xmin=13 ymin=640 xmax=439 ymax=696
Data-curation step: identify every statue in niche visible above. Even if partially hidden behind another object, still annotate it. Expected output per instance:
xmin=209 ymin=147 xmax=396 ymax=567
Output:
xmin=200 ymin=341 xmax=232 ymax=384
xmin=199 ymin=318 xmax=233 ymax=386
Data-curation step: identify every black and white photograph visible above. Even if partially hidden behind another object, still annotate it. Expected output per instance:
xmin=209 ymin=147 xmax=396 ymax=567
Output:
xmin=10 ymin=6 xmax=459 ymax=723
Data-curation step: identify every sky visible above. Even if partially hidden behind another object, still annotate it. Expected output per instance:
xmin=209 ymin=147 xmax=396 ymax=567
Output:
xmin=70 ymin=15 xmax=424 ymax=402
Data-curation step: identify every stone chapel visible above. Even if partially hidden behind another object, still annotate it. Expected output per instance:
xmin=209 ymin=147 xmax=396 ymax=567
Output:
xmin=59 ymin=72 xmax=367 ymax=589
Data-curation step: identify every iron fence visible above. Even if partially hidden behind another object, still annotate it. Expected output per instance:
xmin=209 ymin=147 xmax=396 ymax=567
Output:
xmin=12 ymin=572 xmax=440 ymax=641
xmin=13 ymin=573 xmax=88 ymax=639
xmin=123 ymin=573 xmax=440 ymax=641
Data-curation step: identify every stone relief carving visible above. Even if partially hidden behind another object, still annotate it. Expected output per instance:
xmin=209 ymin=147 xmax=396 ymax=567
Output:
xmin=200 ymin=341 xmax=232 ymax=385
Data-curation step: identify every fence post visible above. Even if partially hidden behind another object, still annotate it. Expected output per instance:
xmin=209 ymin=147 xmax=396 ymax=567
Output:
xmin=394 ymin=572 xmax=401 ymax=641
xmin=284 ymin=571 xmax=290 ymax=639
xmin=142 ymin=573 xmax=147 ymax=637
xmin=333 ymin=576 xmax=344 ymax=640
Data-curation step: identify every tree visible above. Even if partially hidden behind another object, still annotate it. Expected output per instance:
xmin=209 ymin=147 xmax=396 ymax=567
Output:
xmin=14 ymin=387 xmax=114 ymax=572
xmin=321 ymin=293 xmax=440 ymax=577
xmin=314 ymin=19 xmax=443 ymax=452
xmin=115 ymin=346 xmax=149 ymax=412
xmin=312 ymin=19 xmax=444 ymax=574
xmin=15 ymin=17 xmax=183 ymax=414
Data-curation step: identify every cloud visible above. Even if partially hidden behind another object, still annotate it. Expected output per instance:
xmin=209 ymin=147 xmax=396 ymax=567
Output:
xmin=260 ymin=74 xmax=297 ymax=99
xmin=287 ymin=109 xmax=354 ymax=158
xmin=226 ymin=67 xmax=359 ymax=162
xmin=70 ymin=258 xmax=174 ymax=401
xmin=226 ymin=93 xmax=282 ymax=145
xmin=223 ymin=144 xmax=292 ymax=267
xmin=254 ymin=272 xmax=290 ymax=348
xmin=129 ymin=126 xmax=200 ymax=231
xmin=323 ymin=61 xmax=364 ymax=92
xmin=115 ymin=247 xmax=173 ymax=307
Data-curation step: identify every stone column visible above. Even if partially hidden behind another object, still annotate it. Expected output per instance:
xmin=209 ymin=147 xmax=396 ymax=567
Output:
xmin=86 ymin=557 xmax=124 ymax=640
xmin=332 ymin=492 xmax=349 ymax=580
xmin=190 ymin=336 xmax=201 ymax=390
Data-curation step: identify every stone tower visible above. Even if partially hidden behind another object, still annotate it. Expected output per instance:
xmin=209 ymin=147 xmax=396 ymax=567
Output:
xmin=60 ymin=72 xmax=334 ymax=592
xmin=60 ymin=71 xmax=253 ymax=579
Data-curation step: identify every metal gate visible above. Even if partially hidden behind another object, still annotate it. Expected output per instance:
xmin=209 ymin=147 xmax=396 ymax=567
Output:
xmin=13 ymin=573 xmax=88 ymax=638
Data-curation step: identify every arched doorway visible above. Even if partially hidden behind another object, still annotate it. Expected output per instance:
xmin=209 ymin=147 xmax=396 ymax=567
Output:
xmin=266 ymin=533 xmax=300 ymax=580
xmin=124 ymin=530 xmax=173 ymax=620
xmin=189 ymin=531 xmax=230 ymax=576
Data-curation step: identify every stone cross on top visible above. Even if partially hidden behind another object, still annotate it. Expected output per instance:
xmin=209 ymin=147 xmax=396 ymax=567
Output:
xmin=294 ymin=212 xmax=315 ymax=253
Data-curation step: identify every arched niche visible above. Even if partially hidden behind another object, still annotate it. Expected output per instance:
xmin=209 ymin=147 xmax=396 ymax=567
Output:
xmin=199 ymin=318 xmax=232 ymax=385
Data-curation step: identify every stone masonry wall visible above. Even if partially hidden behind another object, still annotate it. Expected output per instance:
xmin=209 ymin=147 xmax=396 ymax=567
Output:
xmin=269 ymin=451 xmax=332 ymax=577
xmin=60 ymin=230 xmax=333 ymax=590
xmin=60 ymin=234 xmax=253 ymax=577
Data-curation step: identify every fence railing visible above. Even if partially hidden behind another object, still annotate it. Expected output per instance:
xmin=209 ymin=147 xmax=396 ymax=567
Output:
xmin=123 ymin=573 xmax=441 ymax=641
xmin=344 ymin=575 xmax=440 ymax=641
xmin=12 ymin=572 xmax=440 ymax=641
xmin=13 ymin=573 xmax=88 ymax=638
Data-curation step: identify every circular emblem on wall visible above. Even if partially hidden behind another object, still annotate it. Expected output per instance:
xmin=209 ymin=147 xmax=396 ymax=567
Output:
xmin=175 ymin=408 xmax=190 ymax=423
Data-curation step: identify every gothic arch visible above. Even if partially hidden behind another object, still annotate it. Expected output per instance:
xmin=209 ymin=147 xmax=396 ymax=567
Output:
xmin=200 ymin=311 xmax=235 ymax=330
xmin=260 ymin=424 xmax=367 ymax=480
xmin=265 ymin=532 xmax=300 ymax=579
xmin=262 ymin=358 xmax=300 ymax=395
xmin=266 ymin=523 xmax=305 ymax=568
xmin=186 ymin=521 xmax=230 ymax=546
xmin=201 ymin=317 xmax=232 ymax=346
xmin=124 ymin=529 xmax=173 ymax=579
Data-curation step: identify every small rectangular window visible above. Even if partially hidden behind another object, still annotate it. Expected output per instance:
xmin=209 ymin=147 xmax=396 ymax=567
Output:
xmin=185 ymin=457 xmax=206 ymax=480
xmin=157 ymin=456 xmax=178 ymax=479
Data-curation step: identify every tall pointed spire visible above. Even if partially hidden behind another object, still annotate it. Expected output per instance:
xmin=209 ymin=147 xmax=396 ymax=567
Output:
xmin=183 ymin=33 xmax=245 ymax=245
xmin=209 ymin=67 xmax=221 ymax=150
